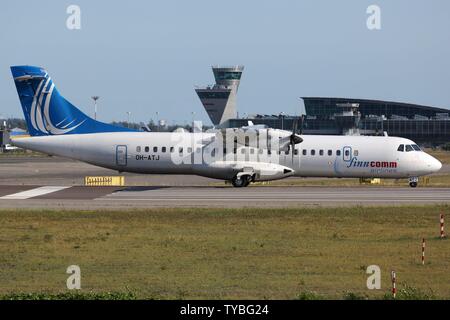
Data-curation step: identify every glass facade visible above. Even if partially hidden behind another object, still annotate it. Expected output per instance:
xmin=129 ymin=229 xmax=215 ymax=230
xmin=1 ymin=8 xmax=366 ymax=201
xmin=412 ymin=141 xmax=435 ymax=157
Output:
xmin=362 ymin=119 xmax=450 ymax=142
xmin=303 ymin=97 xmax=449 ymax=120
xmin=224 ymin=98 xmax=450 ymax=144
xmin=196 ymin=91 xmax=231 ymax=99
xmin=215 ymin=71 xmax=242 ymax=81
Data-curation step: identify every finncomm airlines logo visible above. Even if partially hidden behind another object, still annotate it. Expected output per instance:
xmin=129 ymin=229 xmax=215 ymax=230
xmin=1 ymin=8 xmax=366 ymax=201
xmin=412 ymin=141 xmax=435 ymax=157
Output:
xmin=346 ymin=157 xmax=398 ymax=169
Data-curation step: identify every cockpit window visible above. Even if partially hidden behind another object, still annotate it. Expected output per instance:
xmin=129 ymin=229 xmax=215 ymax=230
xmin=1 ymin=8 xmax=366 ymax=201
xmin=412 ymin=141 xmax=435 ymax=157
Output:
xmin=397 ymin=144 xmax=404 ymax=152
xmin=412 ymin=144 xmax=421 ymax=151
xmin=405 ymin=145 xmax=413 ymax=152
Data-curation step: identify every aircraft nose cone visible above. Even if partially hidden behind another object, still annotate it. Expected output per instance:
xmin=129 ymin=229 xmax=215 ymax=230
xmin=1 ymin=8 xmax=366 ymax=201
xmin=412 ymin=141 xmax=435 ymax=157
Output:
xmin=427 ymin=156 xmax=442 ymax=173
xmin=432 ymin=158 xmax=442 ymax=172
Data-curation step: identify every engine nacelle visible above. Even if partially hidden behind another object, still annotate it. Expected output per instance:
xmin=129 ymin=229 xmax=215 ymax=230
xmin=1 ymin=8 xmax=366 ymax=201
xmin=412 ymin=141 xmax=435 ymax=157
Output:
xmin=207 ymin=161 xmax=295 ymax=181
xmin=249 ymin=162 xmax=295 ymax=181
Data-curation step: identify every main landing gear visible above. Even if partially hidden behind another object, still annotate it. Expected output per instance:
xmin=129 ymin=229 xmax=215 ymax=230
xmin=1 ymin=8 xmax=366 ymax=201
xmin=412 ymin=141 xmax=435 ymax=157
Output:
xmin=231 ymin=174 xmax=254 ymax=188
xmin=409 ymin=176 xmax=418 ymax=188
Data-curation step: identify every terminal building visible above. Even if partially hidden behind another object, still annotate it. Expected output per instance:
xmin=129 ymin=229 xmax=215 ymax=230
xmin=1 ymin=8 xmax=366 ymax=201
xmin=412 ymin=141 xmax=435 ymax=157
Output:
xmin=226 ymin=98 xmax=450 ymax=144
xmin=195 ymin=67 xmax=450 ymax=144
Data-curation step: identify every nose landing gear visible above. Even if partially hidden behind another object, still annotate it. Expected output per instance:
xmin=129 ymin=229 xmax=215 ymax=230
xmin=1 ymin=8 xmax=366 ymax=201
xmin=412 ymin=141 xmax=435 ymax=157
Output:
xmin=409 ymin=177 xmax=419 ymax=188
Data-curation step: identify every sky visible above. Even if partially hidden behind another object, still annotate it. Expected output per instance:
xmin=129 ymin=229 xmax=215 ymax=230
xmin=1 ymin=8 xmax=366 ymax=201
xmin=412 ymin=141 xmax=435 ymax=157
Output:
xmin=1 ymin=0 xmax=450 ymax=125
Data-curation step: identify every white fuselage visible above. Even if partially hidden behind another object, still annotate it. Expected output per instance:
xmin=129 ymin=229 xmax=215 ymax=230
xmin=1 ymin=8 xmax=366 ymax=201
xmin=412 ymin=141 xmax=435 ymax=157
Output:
xmin=12 ymin=131 xmax=442 ymax=182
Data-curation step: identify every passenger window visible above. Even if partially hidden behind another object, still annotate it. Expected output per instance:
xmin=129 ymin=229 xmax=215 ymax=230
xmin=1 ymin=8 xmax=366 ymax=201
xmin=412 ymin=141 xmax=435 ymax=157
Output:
xmin=311 ymin=150 xmax=315 ymax=156
xmin=250 ymin=148 xmax=255 ymax=154
xmin=397 ymin=144 xmax=404 ymax=152
xmin=354 ymin=150 xmax=359 ymax=156
xmin=170 ymin=147 xmax=174 ymax=153
xmin=153 ymin=146 xmax=158 ymax=152
xmin=319 ymin=150 xmax=324 ymax=156
xmin=328 ymin=150 xmax=332 ymax=156
xmin=196 ymin=147 xmax=201 ymax=153
xmin=336 ymin=150 xmax=341 ymax=156
xmin=294 ymin=149 xmax=298 ymax=155
xmin=136 ymin=146 xmax=141 ymax=152
xmin=179 ymin=147 xmax=183 ymax=154
xmin=345 ymin=150 xmax=350 ymax=157
xmin=162 ymin=147 xmax=166 ymax=153
xmin=302 ymin=149 xmax=307 ymax=156
xmin=412 ymin=144 xmax=421 ymax=151
xmin=405 ymin=145 xmax=413 ymax=152
xmin=145 ymin=146 xmax=149 ymax=153
xmin=187 ymin=147 xmax=192 ymax=153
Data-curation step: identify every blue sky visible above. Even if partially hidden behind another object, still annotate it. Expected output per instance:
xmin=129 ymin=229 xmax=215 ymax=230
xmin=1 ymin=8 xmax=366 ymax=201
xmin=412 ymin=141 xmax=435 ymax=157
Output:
xmin=1 ymin=0 xmax=449 ymax=125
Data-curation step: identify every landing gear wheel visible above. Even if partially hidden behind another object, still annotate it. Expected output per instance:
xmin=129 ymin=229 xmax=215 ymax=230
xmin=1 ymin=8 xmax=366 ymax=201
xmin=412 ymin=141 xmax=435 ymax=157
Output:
xmin=232 ymin=175 xmax=252 ymax=188
xmin=232 ymin=176 xmax=245 ymax=187
xmin=409 ymin=177 xmax=418 ymax=188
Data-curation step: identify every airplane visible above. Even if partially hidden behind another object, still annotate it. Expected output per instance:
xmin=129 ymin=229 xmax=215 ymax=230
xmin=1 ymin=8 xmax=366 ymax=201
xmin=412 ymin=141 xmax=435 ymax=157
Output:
xmin=10 ymin=65 xmax=442 ymax=188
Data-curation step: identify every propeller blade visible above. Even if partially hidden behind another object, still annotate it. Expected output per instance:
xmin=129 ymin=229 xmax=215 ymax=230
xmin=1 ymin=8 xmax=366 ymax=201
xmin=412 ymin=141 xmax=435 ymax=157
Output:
xmin=299 ymin=115 xmax=305 ymax=135
xmin=289 ymin=115 xmax=304 ymax=164
xmin=292 ymin=117 xmax=298 ymax=135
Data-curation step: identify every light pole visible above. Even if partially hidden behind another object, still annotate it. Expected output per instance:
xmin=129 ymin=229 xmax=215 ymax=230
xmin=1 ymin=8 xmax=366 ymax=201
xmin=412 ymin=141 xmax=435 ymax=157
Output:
xmin=126 ymin=111 xmax=132 ymax=128
xmin=91 ymin=96 xmax=100 ymax=120
xmin=191 ymin=111 xmax=195 ymax=131
xmin=156 ymin=112 xmax=159 ymax=131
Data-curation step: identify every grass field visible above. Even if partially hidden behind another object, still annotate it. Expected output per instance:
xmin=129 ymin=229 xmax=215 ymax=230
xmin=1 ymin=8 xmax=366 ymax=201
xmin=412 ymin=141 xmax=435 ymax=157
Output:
xmin=0 ymin=206 xmax=448 ymax=299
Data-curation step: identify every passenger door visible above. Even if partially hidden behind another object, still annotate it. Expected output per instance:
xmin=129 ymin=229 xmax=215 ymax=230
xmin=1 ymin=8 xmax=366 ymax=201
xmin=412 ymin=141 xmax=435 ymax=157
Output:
xmin=343 ymin=146 xmax=352 ymax=162
xmin=116 ymin=145 xmax=127 ymax=166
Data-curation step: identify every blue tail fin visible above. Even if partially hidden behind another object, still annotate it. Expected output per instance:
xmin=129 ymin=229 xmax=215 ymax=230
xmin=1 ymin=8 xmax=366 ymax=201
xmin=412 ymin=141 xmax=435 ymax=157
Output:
xmin=11 ymin=66 xmax=136 ymax=136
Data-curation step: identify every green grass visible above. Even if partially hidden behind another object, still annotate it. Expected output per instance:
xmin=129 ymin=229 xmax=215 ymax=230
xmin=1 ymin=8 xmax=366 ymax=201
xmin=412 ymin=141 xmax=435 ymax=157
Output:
xmin=0 ymin=150 xmax=47 ymax=157
xmin=0 ymin=207 xmax=448 ymax=300
xmin=0 ymin=291 xmax=137 ymax=300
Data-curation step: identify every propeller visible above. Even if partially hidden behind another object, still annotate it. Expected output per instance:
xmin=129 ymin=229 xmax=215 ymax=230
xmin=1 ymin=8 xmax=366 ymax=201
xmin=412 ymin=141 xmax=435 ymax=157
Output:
xmin=299 ymin=114 xmax=306 ymax=135
xmin=289 ymin=116 xmax=304 ymax=162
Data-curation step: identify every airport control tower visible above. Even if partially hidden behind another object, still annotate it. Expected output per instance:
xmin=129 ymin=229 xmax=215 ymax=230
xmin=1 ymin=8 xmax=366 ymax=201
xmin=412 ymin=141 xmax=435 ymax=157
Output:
xmin=195 ymin=65 xmax=244 ymax=126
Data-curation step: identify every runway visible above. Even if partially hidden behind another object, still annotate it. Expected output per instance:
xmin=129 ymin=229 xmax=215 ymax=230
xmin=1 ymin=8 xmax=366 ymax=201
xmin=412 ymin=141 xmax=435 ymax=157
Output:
xmin=0 ymin=185 xmax=450 ymax=209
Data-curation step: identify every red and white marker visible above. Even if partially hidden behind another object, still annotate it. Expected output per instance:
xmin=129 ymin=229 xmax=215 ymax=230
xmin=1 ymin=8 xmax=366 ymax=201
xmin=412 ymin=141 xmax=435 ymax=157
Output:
xmin=391 ymin=270 xmax=396 ymax=299
xmin=440 ymin=214 xmax=445 ymax=238
xmin=421 ymin=238 xmax=425 ymax=265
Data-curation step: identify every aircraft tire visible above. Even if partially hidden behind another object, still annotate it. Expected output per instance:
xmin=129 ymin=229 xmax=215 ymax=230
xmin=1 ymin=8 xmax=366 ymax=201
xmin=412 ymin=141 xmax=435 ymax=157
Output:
xmin=232 ymin=175 xmax=251 ymax=188
xmin=409 ymin=182 xmax=418 ymax=188
xmin=232 ymin=176 xmax=245 ymax=187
